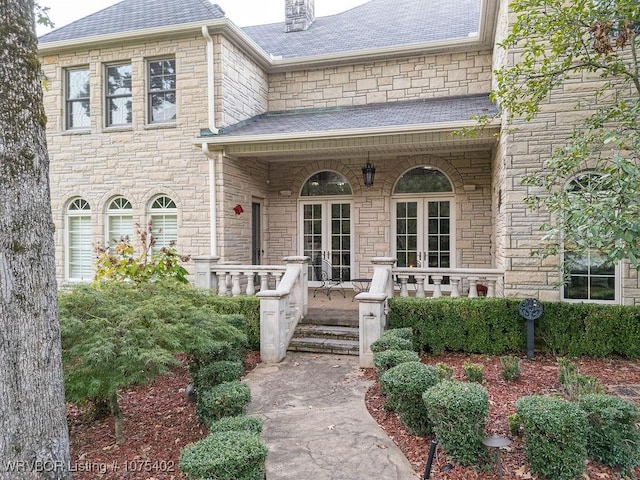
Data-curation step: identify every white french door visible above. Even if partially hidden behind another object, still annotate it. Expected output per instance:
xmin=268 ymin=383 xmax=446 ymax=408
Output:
xmin=393 ymin=198 xmax=454 ymax=269
xmin=299 ymin=200 xmax=352 ymax=285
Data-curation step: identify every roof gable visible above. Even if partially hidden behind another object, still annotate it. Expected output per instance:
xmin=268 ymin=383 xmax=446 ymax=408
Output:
xmin=243 ymin=0 xmax=482 ymax=59
xmin=38 ymin=0 xmax=225 ymax=44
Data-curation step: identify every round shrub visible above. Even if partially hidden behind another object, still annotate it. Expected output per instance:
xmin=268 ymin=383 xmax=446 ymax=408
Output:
xmin=516 ymin=395 xmax=588 ymax=480
xmin=422 ymin=380 xmax=489 ymax=466
xmin=194 ymin=360 xmax=243 ymax=392
xmin=373 ymin=349 xmax=420 ymax=374
xmin=380 ymin=361 xmax=439 ymax=436
xmin=578 ymin=394 xmax=640 ymax=476
xmin=179 ymin=430 xmax=267 ymax=480
xmin=209 ymin=415 xmax=263 ymax=436
xmin=384 ymin=327 xmax=414 ymax=340
xmin=370 ymin=335 xmax=413 ymax=353
xmin=197 ymin=380 xmax=251 ymax=426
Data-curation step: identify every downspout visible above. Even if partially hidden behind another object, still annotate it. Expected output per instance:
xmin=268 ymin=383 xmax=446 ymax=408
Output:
xmin=201 ymin=25 xmax=219 ymax=257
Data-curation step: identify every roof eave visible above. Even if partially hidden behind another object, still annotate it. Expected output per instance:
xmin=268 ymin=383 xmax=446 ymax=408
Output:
xmin=194 ymin=118 xmax=502 ymax=147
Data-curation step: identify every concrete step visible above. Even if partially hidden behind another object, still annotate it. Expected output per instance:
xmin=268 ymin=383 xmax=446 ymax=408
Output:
xmin=302 ymin=308 xmax=359 ymax=327
xmin=294 ymin=324 xmax=359 ymax=341
xmin=288 ymin=337 xmax=359 ymax=356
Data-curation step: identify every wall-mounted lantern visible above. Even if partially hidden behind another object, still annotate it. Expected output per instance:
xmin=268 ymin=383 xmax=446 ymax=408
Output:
xmin=362 ymin=154 xmax=375 ymax=187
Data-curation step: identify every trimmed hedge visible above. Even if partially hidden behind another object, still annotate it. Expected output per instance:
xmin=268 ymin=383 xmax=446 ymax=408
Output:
xmin=197 ymin=381 xmax=251 ymax=426
xmin=373 ymin=349 xmax=421 ymax=374
xmin=388 ymin=297 xmax=640 ymax=357
xmin=209 ymin=415 xmax=263 ymax=436
xmin=179 ymin=430 xmax=267 ymax=480
xmin=516 ymin=395 xmax=588 ymax=480
xmin=370 ymin=335 xmax=413 ymax=353
xmin=422 ymin=380 xmax=489 ymax=466
xmin=380 ymin=362 xmax=439 ymax=436
xmin=194 ymin=360 xmax=243 ymax=392
xmin=578 ymin=394 xmax=640 ymax=476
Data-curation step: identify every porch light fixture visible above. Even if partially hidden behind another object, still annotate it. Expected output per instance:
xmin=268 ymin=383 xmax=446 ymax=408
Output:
xmin=362 ymin=154 xmax=376 ymax=187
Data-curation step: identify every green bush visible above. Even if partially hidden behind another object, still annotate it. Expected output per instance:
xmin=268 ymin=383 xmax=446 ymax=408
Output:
xmin=197 ymin=381 xmax=251 ymax=426
xmin=209 ymin=415 xmax=263 ymax=436
xmin=422 ymin=380 xmax=489 ymax=466
xmin=557 ymin=358 xmax=605 ymax=400
xmin=435 ymin=362 xmax=454 ymax=381
xmin=383 ymin=327 xmax=414 ymax=340
xmin=500 ymin=355 xmax=521 ymax=381
xmin=179 ymin=430 xmax=267 ymax=480
xmin=194 ymin=360 xmax=243 ymax=392
xmin=463 ymin=361 xmax=484 ymax=383
xmin=508 ymin=413 xmax=521 ymax=437
xmin=380 ymin=362 xmax=439 ymax=436
xmin=373 ymin=349 xmax=421 ymax=374
xmin=578 ymin=394 xmax=640 ymax=476
xmin=516 ymin=395 xmax=588 ymax=480
xmin=370 ymin=335 xmax=413 ymax=353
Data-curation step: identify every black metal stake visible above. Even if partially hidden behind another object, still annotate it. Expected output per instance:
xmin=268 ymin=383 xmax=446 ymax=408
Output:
xmin=518 ymin=298 xmax=543 ymax=360
xmin=423 ymin=439 xmax=438 ymax=479
xmin=526 ymin=318 xmax=535 ymax=360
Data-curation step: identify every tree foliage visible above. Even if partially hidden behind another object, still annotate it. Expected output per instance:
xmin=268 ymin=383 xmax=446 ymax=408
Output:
xmin=493 ymin=0 xmax=640 ymax=268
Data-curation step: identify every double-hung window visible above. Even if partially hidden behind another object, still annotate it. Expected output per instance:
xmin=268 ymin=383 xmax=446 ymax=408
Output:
xmin=148 ymin=59 xmax=176 ymax=123
xmin=149 ymin=196 xmax=177 ymax=251
xmin=65 ymin=68 xmax=90 ymax=129
xmin=106 ymin=64 xmax=132 ymax=127
xmin=106 ymin=197 xmax=133 ymax=252
xmin=66 ymin=198 xmax=92 ymax=281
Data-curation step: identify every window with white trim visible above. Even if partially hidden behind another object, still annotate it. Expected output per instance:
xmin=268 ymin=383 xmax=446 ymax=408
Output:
xmin=66 ymin=198 xmax=92 ymax=281
xmin=148 ymin=196 xmax=177 ymax=251
xmin=106 ymin=197 xmax=133 ymax=251
xmin=65 ymin=67 xmax=90 ymax=129
xmin=148 ymin=59 xmax=176 ymax=124
xmin=562 ymin=173 xmax=619 ymax=302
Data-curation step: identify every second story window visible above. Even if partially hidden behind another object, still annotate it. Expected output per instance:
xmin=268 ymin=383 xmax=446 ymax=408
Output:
xmin=66 ymin=68 xmax=90 ymax=129
xmin=148 ymin=59 xmax=176 ymax=123
xmin=106 ymin=64 xmax=132 ymax=127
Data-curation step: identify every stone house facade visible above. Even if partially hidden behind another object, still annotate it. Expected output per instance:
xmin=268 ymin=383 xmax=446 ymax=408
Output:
xmin=38 ymin=0 xmax=640 ymax=304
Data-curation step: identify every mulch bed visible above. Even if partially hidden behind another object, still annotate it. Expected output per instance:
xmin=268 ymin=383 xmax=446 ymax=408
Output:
xmin=364 ymin=352 xmax=640 ymax=479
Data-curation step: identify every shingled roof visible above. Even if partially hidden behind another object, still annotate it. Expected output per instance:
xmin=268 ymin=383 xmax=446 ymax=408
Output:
xmin=38 ymin=0 xmax=225 ymax=44
xmin=243 ymin=0 xmax=481 ymax=59
xmin=218 ymin=94 xmax=496 ymax=138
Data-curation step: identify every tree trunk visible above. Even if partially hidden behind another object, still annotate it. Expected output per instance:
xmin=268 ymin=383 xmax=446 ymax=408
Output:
xmin=0 ymin=1 xmax=72 ymax=479
xmin=109 ymin=392 xmax=125 ymax=445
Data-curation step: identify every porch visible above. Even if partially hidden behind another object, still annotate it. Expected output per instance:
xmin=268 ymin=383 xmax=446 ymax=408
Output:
xmin=193 ymin=256 xmax=504 ymax=367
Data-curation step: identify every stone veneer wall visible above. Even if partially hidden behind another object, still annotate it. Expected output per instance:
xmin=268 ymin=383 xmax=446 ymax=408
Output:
xmin=218 ymin=37 xmax=269 ymax=128
xmin=41 ymin=35 xmax=214 ymax=284
xmin=268 ymin=50 xmax=493 ymax=110
xmin=264 ymin=151 xmax=494 ymax=278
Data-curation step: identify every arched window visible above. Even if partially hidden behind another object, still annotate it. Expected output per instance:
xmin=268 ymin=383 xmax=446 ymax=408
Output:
xmin=106 ymin=197 xmax=133 ymax=249
xmin=148 ymin=195 xmax=177 ymax=250
xmin=66 ymin=198 xmax=92 ymax=281
xmin=301 ymin=171 xmax=352 ymax=196
xmin=563 ymin=173 xmax=617 ymax=302
xmin=393 ymin=167 xmax=453 ymax=194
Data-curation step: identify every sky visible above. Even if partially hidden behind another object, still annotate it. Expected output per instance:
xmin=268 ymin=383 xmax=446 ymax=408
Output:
xmin=37 ymin=0 xmax=370 ymax=36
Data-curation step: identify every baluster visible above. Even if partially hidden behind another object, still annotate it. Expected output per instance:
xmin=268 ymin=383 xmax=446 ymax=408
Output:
xmin=468 ymin=276 xmax=479 ymax=297
xmin=398 ymin=274 xmax=409 ymax=297
xmin=245 ymin=271 xmax=255 ymax=295
xmin=487 ymin=278 xmax=497 ymax=298
xmin=273 ymin=271 xmax=283 ymax=289
xmin=415 ymin=274 xmax=426 ymax=298
xmin=450 ymin=276 xmax=461 ymax=297
xmin=432 ymin=275 xmax=443 ymax=298
xmin=231 ymin=272 xmax=241 ymax=296
xmin=217 ymin=272 xmax=228 ymax=296
xmin=259 ymin=272 xmax=269 ymax=292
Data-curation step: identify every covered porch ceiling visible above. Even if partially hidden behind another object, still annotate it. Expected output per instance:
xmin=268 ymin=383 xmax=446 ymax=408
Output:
xmin=195 ymin=94 xmax=501 ymax=162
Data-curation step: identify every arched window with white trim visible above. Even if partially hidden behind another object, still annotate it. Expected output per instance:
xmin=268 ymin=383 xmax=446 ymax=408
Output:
xmin=66 ymin=198 xmax=92 ymax=281
xmin=106 ymin=197 xmax=133 ymax=250
xmin=563 ymin=173 xmax=619 ymax=302
xmin=148 ymin=195 xmax=177 ymax=250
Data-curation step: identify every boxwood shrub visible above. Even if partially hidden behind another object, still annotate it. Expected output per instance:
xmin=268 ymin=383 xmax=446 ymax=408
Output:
xmin=194 ymin=360 xmax=243 ymax=392
xmin=578 ymin=394 xmax=640 ymax=476
xmin=388 ymin=297 xmax=640 ymax=358
xmin=380 ymin=362 xmax=439 ymax=436
xmin=422 ymin=380 xmax=489 ymax=466
xmin=179 ymin=430 xmax=267 ymax=480
xmin=197 ymin=380 xmax=251 ymax=426
xmin=373 ymin=349 xmax=420 ymax=374
xmin=370 ymin=334 xmax=413 ymax=353
xmin=209 ymin=415 xmax=263 ymax=436
xmin=516 ymin=395 xmax=588 ymax=480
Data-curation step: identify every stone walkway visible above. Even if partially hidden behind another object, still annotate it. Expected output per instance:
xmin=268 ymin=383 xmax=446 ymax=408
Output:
xmin=244 ymin=352 xmax=418 ymax=480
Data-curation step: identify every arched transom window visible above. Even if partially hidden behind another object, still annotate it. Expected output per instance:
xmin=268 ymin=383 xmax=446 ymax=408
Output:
xmin=393 ymin=166 xmax=453 ymax=194
xmin=301 ymin=171 xmax=352 ymax=196
xmin=148 ymin=195 xmax=177 ymax=250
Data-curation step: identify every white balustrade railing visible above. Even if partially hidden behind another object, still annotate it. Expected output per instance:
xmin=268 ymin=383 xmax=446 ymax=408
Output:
xmin=393 ymin=267 xmax=504 ymax=298
xmin=193 ymin=256 xmax=286 ymax=296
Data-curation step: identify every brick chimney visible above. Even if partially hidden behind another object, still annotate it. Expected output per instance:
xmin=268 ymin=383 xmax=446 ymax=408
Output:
xmin=285 ymin=0 xmax=315 ymax=32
